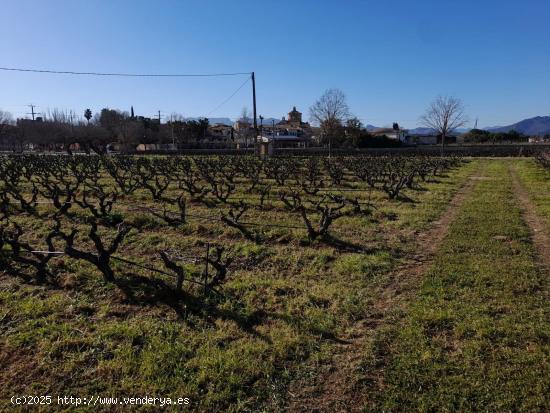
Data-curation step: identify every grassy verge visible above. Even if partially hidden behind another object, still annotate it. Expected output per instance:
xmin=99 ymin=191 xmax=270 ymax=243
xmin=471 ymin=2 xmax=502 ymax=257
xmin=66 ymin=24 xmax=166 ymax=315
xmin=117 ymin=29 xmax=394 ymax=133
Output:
xmin=366 ymin=160 xmax=550 ymax=412
xmin=0 ymin=160 xmax=478 ymax=412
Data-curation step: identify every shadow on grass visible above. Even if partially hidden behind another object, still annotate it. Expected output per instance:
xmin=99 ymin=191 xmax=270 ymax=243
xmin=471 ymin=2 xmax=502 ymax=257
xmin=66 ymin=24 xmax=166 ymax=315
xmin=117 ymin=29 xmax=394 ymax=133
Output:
xmin=407 ymin=184 xmax=429 ymax=192
xmin=113 ymin=272 xmax=273 ymax=342
xmin=4 ymin=265 xmax=355 ymax=346
xmin=1 ymin=268 xmax=63 ymax=289
xmin=112 ymin=271 xmax=355 ymax=345
xmin=424 ymin=173 xmax=450 ymax=184
xmin=394 ymin=193 xmax=418 ymax=203
xmin=318 ymin=233 xmax=377 ymax=253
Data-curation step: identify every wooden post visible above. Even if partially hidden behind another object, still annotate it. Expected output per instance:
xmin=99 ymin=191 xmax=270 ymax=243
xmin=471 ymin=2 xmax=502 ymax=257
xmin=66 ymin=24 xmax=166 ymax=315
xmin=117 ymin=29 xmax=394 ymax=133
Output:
xmin=203 ymin=243 xmax=210 ymax=294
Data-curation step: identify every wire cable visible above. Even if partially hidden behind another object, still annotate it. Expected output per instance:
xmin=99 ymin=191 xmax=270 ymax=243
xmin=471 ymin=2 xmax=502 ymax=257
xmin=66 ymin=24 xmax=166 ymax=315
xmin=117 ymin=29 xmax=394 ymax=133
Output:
xmin=0 ymin=66 xmax=251 ymax=78
xmin=206 ymin=76 xmax=251 ymax=116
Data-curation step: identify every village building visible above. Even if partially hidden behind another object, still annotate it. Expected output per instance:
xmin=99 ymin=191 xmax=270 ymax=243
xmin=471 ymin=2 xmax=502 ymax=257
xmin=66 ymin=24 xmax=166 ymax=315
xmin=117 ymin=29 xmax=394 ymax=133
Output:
xmin=232 ymin=106 xmax=313 ymax=149
xmin=528 ymin=135 xmax=550 ymax=143
xmin=259 ymin=106 xmax=313 ymax=148
xmin=208 ymin=123 xmax=234 ymax=141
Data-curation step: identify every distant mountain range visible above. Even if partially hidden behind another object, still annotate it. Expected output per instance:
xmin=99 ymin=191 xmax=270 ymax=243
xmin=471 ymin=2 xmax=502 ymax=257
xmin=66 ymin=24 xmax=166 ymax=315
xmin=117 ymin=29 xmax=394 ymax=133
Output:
xmin=186 ymin=117 xmax=284 ymax=126
xmin=366 ymin=124 xmax=470 ymax=135
xmin=379 ymin=116 xmax=550 ymax=136
xmin=485 ymin=116 xmax=550 ymax=135
xmin=406 ymin=127 xmax=437 ymax=135
xmin=258 ymin=117 xmax=284 ymax=126
xmin=184 ymin=117 xmax=233 ymax=125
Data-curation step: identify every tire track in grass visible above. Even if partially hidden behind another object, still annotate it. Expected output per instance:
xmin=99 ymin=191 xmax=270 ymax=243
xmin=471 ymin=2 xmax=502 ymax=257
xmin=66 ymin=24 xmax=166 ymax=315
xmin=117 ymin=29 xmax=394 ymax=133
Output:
xmin=286 ymin=162 xmax=486 ymax=413
xmin=509 ymin=163 xmax=550 ymax=274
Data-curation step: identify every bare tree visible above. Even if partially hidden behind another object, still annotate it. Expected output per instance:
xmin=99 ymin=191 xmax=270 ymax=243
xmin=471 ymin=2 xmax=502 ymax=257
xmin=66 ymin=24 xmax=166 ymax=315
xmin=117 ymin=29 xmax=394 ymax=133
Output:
xmin=309 ymin=89 xmax=351 ymax=147
xmin=240 ymin=107 xmax=251 ymax=122
xmin=44 ymin=108 xmax=77 ymax=152
xmin=0 ymin=110 xmax=14 ymax=136
xmin=170 ymin=112 xmax=185 ymax=122
xmin=237 ymin=107 xmax=253 ymax=148
xmin=0 ymin=110 xmax=14 ymax=151
xmin=0 ymin=110 xmax=13 ymax=125
xmin=310 ymin=88 xmax=350 ymax=125
xmin=420 ymin=95 xmax=467 ymax=147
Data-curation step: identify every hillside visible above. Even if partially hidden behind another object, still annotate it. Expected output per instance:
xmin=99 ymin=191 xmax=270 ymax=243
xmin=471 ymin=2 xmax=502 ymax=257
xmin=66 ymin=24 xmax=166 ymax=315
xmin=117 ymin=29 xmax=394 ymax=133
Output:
xmin=487 ymin=116 xmax=550 ymax=135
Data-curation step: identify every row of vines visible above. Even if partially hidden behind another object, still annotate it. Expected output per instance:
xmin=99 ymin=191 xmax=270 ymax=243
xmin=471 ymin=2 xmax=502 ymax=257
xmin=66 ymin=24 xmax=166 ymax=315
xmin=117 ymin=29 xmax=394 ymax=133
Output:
xmin=0 ymin=154 xmax=463 ymax=303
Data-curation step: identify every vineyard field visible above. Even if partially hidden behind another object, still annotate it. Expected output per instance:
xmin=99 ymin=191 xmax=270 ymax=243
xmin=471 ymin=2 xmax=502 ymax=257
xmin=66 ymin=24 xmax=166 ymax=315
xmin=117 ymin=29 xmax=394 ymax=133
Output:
xmin=1 ymin=154 xmax=549 ymax=412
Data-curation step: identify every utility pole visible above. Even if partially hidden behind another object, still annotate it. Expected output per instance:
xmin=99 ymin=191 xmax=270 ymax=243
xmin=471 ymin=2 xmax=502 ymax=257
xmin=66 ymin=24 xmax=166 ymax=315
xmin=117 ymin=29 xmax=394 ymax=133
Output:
xmin=27 ymin=104 xmax=38 ymax=120
xmin=170 ymin=114 xmax=175 ymax=147
xmin=251 ymin=72 xmax=258 ymax=155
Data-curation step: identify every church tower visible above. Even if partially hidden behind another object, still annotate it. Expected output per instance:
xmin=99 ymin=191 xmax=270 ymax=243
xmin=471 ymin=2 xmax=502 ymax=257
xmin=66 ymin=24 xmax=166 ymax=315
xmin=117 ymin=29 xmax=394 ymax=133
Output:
xmin=288 ymin=106 xmax=302 ymax=124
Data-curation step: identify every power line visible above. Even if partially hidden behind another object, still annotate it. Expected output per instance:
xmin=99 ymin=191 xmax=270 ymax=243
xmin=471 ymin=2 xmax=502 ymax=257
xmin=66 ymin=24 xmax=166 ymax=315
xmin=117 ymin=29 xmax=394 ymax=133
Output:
xmin=0 ymin=66 xmax=251 ymax=78
xmin=207 ymin=76 xmax=251 ymax=116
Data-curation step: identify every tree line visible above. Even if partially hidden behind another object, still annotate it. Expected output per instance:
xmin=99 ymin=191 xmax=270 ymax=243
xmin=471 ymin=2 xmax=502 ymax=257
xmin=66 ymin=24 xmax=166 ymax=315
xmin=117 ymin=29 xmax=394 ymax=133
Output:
xmin=0 ymin=108 xmax=210 ymax=153
xmin=462 ymin=128 xmax=537 ymax=143
xmin=5 ymin=91 xmax=529 ymax=153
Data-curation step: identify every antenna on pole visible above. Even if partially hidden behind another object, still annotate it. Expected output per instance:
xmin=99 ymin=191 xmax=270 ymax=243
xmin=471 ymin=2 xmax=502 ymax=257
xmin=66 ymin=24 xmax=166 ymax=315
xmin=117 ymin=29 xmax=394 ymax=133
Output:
xmin=26 ymin=104 xmax=39 ymax=120
xmin=152 ymin=110 xmax=163 ymax=124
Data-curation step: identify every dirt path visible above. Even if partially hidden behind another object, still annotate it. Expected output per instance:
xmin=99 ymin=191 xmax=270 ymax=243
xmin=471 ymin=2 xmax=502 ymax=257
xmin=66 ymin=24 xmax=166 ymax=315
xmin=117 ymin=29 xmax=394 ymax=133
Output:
xmin=286 ymin=164 xmax=485 ymax=412
xmin=509 ymin=165 xmax=550 ymax=274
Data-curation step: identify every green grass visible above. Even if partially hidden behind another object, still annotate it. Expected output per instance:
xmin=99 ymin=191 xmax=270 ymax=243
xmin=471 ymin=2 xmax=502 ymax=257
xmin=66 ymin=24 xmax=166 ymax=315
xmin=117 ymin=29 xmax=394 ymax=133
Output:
xmin=366 ymin=160 xmax=550 ymax=412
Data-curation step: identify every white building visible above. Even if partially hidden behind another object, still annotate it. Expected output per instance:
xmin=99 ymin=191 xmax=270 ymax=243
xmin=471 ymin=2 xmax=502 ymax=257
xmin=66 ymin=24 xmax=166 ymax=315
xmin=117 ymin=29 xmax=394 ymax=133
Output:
xmin=371 ymin=127 xmax=408 ymax=142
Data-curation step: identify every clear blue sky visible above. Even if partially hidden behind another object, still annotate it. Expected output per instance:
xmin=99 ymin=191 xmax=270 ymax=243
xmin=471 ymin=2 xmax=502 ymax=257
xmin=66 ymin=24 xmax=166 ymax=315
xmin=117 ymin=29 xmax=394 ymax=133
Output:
xmin=1 ymin=0 xmax=549 ymax=128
